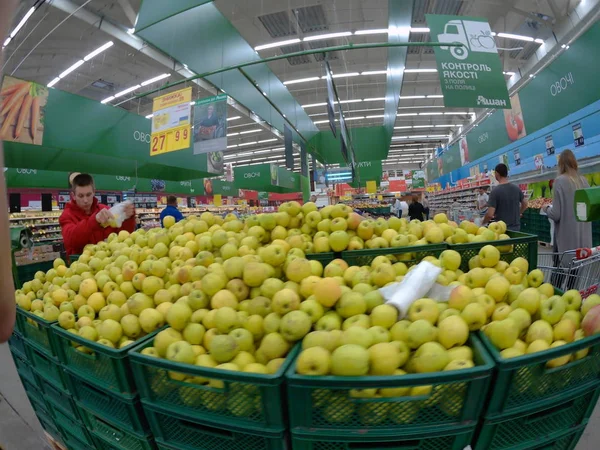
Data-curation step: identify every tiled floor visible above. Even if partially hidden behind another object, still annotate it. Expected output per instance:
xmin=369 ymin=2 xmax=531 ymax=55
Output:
xmin=0 ymin=341 xmax=599 ymax=449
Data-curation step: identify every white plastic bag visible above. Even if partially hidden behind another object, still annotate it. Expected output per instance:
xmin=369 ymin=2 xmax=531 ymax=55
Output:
xmin=379 ymin=261 xmax=443 ymax=318
xmin=105 ymin=201 xmax=132 ymax=228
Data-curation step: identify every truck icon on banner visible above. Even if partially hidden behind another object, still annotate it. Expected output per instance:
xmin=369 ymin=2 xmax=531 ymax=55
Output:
xmin=437 ymin=19 xmax=497 ymax=60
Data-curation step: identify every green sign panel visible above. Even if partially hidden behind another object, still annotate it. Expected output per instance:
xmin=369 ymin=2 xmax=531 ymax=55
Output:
xmin=211 ymin=179 xmax=236 ymax=196
xmin=412 ymin=170 xmax=426 ymax=188
xmin=234 ymin=164 xmax=300 ymax=193
xmin=427 ymin=14 xmax=510 ymax=109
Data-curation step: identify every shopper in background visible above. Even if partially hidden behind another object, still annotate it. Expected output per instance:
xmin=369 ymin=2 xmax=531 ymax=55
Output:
xmin=400 ymin=198 xmax=409 ymax=219
xmin=543 ymin=149 xmax=592 ymax=253
xmin=477 ymin=187 xmax=489 ymax=215
xmin=60 ymin=174 xmax=136 ymax=257
xmin=408 ymin=195 xmax=425 ymax=221
xmin=423 ymin=195 xmax=430 ymax=220
xmin=160 ymin=195 xmax=184 ymax=227
xmin=394 ymin=197 xmax=402 ymax=218
xmin=0 ymin=0 xmax=18 ymax=342
xmin=482 ymin=164 xmax=527 ymax=231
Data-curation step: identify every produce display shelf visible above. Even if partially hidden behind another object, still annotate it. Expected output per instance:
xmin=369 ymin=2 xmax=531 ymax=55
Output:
xmin=130 ymin=340 xmax=299 ymax=430
xmin=52 ymin=323 xmax=159 ymax=395
xmin=146 ymin=403 xmax=287 ymax=450
xmin=448 ymin=231 xmax=538 ymax=272
xmin=14 ymin=261 xmax=54 ymax=289
xmin=290 ymin=423 xmax=476 ymax=450
xmin=479 ymin=331 xmax=600 ymax=418
xmin=474 ymin=388 xmax=599 ymax=450
xmin=285 ymin=335 xmax=493 ymax=436
xmin=340 ymin=243 xmax=447 ymax=267
xmin=65 ymin=371 xmax=149 ymax=434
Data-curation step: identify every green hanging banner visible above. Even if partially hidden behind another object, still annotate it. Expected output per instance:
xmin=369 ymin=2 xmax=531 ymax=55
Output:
xmin=426 ymin=14 xmax=510 ymax=109
xmin=234 ymin=164 xmax=301 ymax=193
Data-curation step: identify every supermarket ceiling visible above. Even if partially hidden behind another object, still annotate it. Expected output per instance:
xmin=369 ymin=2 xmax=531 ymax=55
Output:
xmin=1 ymin=0 xmax=591 ymax=171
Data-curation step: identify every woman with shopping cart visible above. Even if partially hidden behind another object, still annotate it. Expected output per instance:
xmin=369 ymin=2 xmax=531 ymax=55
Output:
xmin=541 ymin=150 xmax=592 ymax=289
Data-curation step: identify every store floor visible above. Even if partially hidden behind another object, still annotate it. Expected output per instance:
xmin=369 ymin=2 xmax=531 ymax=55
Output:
xmin=0 ymin=342 xmax=599 ymax=450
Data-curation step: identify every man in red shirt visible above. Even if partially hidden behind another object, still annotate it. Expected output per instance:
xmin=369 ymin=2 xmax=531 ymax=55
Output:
xmin=60 ymin=173 xmax=136 ymax=256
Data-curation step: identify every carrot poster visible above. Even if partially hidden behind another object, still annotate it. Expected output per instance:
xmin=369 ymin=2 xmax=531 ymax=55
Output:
xmin=0 ymin=75 xmax=48 ymax=145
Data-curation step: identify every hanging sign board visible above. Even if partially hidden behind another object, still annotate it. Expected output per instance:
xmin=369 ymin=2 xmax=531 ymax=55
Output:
xmin=193 ymin=94 xmax=228 ymax=155
xmin=426 ymin=15 xmax=510 ymax=109
xmin=366 ymin=180 xmax=377 ymax=193
xmin=150 ymin=87 xmax=192 ymax=156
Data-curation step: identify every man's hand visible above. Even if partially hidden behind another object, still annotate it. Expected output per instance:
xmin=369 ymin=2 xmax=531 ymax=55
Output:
xmin=124 ymin=202 xmax=135 ymax=219
xmin=96 ymin=209 xmax=114 ymax=225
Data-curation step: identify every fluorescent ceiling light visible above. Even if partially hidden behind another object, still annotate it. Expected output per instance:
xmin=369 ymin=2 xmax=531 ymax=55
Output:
xmin=394 ymin=126 xmax=412 ymax=129
xmin=309 ymin=113 xmax=328 ymax=117
xmin=314 ymin=120 xmax=329 ymax=124
xmin=364 ymin=97 xmax=386 ymax=101
xmin=397 ymin=113 xmax=419 ymax=117
xmin=47 ymin=77 xmax=60 ymax=88
xmin=503 ymin=71 xmax=516 ymax=76
xmin=303 ymin=31 xmax=352 ymax=42
xmin=435 ymin=124 xmax=456 ymax=127
xmin=345 ymin=116 xmax=364 ymax=121
xmin=127 ymin=28 xmax=135 ymax=34
xmin=410 ymin=27 xmax=430 ymax=33
xmin=3 ymin=37 xmax=10 ymax=47
xmin=426 ymin=134 xmax=450 ymax=138
xmin=10 ymin=6 xmax=35 ymax=39
xmin=496 ymin=32 xmax=535 ymax=42
xmin=361 ymin=70 xmax=388 ymax=76
xmin=227 ymin=145 xmax=238 ymax=149
xmin=339 ymin=99 xmax=362 ymax=104
xmin=114 ymin=84 xmax=141 ymax=97
xmin=302 ymin=102 xmax=327 ymax=108
xmin=412 ymin=125 xmax=431 ymax=128
xmin=444 ymin=112 xmax=468 ymax=115
xmin=227 ymin=116 xmax=241 ymax=121
xmin=145 ymin=114 xmax=153 ymax=119
xmin=59 ymin=60 xmax=85 ymax=79
xmin=255 ymin=38 xmax=301 ymax=51
xmin=141 ymin=73 xmax=170 ymax=86
xmin=258 ymin=138 xmax=277 ymax=143
xmin=83 ymin=41 xmax=114 ymax=61
xmin=399 ymin=105 xmax=444 ymax=109
xmin=331 ymin=72 xmax=359 ymax=79
xmin=355 ymin=29 xmax=389 ymax=35
xmin=283 ymin=77 xmax=320 ymax=85
xmin=419 ymin=112 xmax=443 ymax=115
xmin=400 ymin=95 xmax=426 ymax=99
xmin=228 ymin=132 xmax=240 ymax=137
xmin=239 ymin=142 xmax=257 ymax=147
xmin=239 ymin=129 xmax=261 ymax=134
xmin=426 ymin=95 xmax=444 ymax=98
xmin=404 ymin=68 xmax=437 ymax=73
xmin=101 ymin=96 xmax=115 ymax=104
xmin=366 ymin=115 xmax=384 ymax=118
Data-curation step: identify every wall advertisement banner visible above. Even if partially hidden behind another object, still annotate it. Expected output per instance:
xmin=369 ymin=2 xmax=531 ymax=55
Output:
xmin=426 ymin=15 xmax=510 ymax=109
xmin=151 ymin=87 xmax=192 ymax=156
xmin=412 ymin=170 xmax=426 ymax=189
xmin=0 ymin=76 xmax=48 ymax=145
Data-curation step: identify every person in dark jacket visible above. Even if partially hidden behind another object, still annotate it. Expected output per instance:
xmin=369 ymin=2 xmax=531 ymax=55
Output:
xmin=59 ymin=173 xmax=136 ymax=257
xmin=408 ymin=195 xmax=425 ymax=221
xmin=160 ymin=195 xmax=184 ymax=227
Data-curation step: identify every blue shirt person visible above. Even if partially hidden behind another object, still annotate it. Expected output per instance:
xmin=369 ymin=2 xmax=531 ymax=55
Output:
xmin=160 ymin=195 xmax=184 ymax=227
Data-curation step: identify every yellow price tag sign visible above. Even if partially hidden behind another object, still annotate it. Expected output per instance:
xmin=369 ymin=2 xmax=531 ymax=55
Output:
xmin=366 ymin=180 xmax=377 ymax=193
xmin=150 ymin=125 xmax=191 ymax=156
xmin=377 ymin=195 xmax=383 ymax=201
xmin=214 ymin=194 xmax=222 ymax=206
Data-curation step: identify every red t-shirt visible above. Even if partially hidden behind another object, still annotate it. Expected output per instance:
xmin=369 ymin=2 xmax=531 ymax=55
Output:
xmin=59 ymin=198 xmax=135 ymax=256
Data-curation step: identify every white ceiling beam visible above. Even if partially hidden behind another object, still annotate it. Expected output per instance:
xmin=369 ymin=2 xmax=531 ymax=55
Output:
xmin=116 ymin=0 xmax=137 ymax=27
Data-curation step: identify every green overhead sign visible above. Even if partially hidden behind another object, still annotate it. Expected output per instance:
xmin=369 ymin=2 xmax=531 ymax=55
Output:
xmin=234 ymin=164 xmax=301 ymax=193
xmin=427 ymin=14 xmax=510 ymax=109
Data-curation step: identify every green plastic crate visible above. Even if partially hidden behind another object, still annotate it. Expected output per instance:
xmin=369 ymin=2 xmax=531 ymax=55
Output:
xmin=38 ymin=376 xmax=81 ymax=420
xmin=306 ymin=251 xmax=341 ymax=266
xmin=21 ymin=377 xmax=47 ymax=410
xmin=129 ymin=340 xmax=298 ymax=429
xmin=146 ymin=403 xmax=286 ymax=450
xmin=52 ymin=323 xmax=159 ymax=395
xmin=285 ymin=335 xmax=494 ymax=435
xmin=13 ymin=352 xmax=37 ymax=386
xmin=340 ymin=243 xmax=448 ymax=267
xmin=60 ymin=429 xmax=91 ymax=450
xmin=449 ymin=231 xmax=538 ymax=272
xmin=290 ymin=424 xmax=476 ymax=450
xmin=479 ymin=331 xmax=600 ymax=417
xmin=34 ymin=401 xmax=63 ymax=445
xmin=65 ymin=370 xmax=149 ymax=434
xmin=14 ymin=260 xmax=53 ymax=289
xmin=8 ymin=331 xmax=27 ymax=359
xmin=78 ymin=404 xmax=156 ymax=450
xmin=25 ymin=341 xmax=68 ymax=391
xmin=48 ymin=402 xmax=95 ymax=447
xmin=15 ymin=307 xmax=59 ymax=358
xmin=474 ymin=389 xmax=599 ymax=450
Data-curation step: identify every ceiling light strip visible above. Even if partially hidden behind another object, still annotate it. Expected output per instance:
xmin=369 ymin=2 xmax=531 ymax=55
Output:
xmin=48 ymin=41 xmax=114 ymax=87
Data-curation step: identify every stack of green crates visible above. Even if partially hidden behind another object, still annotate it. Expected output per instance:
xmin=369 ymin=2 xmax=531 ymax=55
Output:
xmin=129 ymin=339 xmax=298 ymax=450
xmin=520 ymin=209 xmax=551 ymax=243
xmin=475 ymin=332 xmax=600 ymax=449
xmin=286 ymin=335 xmax=495 ymax=449
xmin=51 ymin=324 xmax=158 ymax=449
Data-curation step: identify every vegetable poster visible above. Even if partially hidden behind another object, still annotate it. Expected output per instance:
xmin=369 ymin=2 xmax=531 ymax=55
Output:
xmin=0 ymin=76 xmax=48 ymax=145
xmin=503 ymin=92 xmax=527 ymax=142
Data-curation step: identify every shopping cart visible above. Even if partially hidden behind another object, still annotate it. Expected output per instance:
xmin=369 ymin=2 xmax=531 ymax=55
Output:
xmin=538 ymin=247 xmax=600 ymax=297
